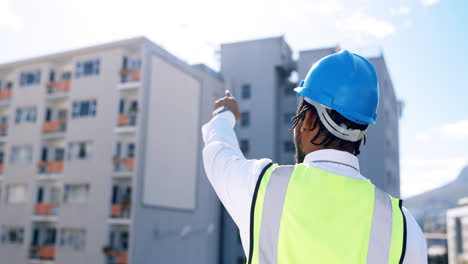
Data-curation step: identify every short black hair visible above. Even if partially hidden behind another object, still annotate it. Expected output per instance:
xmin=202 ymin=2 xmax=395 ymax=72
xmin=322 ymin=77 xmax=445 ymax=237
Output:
xmin=290 ymin=97 xmax=368 ymax=156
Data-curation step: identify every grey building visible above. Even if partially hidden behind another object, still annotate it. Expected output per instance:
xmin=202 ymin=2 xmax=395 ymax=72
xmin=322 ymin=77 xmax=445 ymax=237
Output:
xmin=220 ymin=36 xmax=402 ymax=263
xmin=447 ymin=197 xmax=468 ymax=264
xmin=0 ymin=35 xmax=401 ymax=264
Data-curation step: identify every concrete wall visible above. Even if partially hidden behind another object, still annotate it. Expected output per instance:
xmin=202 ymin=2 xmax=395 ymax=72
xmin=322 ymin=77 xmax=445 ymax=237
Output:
xmin=55 ymin=47 xmax=124 ymax=264
xmin=130 ymin=42 xmax=223 ymax=264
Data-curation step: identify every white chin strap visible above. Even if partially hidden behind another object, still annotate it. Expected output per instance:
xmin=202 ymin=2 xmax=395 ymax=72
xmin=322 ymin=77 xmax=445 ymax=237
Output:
xmin=303 ymin=97 xmax=367 ymax=142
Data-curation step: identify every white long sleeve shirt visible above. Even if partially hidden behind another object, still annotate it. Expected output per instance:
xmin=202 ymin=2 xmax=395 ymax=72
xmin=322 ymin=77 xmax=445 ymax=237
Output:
xmin=202 ymin=110 xmax=427 ymax=263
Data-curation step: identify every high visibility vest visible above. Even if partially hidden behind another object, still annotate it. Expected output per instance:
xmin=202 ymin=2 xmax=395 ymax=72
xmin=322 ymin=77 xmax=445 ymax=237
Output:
xmin=247 ymin=163 xmax=407 ymax=264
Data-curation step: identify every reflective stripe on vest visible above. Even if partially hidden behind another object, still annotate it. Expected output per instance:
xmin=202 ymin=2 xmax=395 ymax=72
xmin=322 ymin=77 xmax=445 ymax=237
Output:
xmin=248 ymin=163 xmax=407 ymax=264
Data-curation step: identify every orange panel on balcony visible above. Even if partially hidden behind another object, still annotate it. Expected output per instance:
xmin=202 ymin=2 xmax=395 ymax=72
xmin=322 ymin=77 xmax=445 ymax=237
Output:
xmin=38 ymin=246 xmax=55 ymax=260
xmin=130 ymin=70 xmax=140 ymax=81
xmin=46 ymin=161 xmax=64 ymax=173
xmin=118 ymin=252 xmax=128 ymax=264
xmin=55 ymin=80 xmax=71 ymax=92
xmin=0 ymin=164 xmax=3 ymax=174
xmin=0 ymin=89 xmax=12 ymax=100
xmin=111 ymin=204 xmax=122 ymax=217
xmin=35 ymin=203 xmax=58 ymax=215
xmin=124 ymin=158 xmax=134 ymax=170
xmin=0 ymin=124 xmax=7 ymax=134
xmin=119 ymin=69 xmax=130 ymax=75
xmin=118 ymin=114 xmax=128 ymax=126
xmin=43 ymin=120 xmax=65 ymax=133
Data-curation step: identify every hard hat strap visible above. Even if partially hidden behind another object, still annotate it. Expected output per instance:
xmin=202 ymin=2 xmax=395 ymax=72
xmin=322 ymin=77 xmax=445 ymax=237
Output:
xmin=303 ymin=97 xmax=367 ymax=142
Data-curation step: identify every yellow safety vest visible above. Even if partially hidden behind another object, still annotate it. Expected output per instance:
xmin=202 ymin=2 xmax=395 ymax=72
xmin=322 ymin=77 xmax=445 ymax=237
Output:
xmin=247 ymin=163 xmax=407 ymax=264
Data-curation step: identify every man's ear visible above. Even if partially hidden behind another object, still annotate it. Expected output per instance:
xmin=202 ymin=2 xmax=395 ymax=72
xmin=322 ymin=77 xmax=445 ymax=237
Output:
xmin=301 ymin=110 xmax=317 ymax=132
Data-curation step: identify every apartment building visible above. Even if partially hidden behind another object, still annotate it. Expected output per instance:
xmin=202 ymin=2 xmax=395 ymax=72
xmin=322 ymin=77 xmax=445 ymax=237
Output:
xmin=0 ymin=37 xmax=225 ymax=264
xmin=447 ymin=197 xmax=468 ymax=264
xmin=220 ymin=36 xmax=402 ymax=263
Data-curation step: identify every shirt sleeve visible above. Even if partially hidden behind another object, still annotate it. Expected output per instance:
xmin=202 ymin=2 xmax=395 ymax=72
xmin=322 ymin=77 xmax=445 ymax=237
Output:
xmin=201 ymin=110 xmax=272 ymax=238
xmin=402 ymin=207 xmax=428 ymax=264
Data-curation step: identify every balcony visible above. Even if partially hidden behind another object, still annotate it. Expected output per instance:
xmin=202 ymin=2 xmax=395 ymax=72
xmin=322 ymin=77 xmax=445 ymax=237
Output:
xmin=110 ymin=203 xmax=131 ymax=219
xmin=0 ymin=124 xmax=7 ymax=137
xmin=30 ymin=246 xmax=56 ymax=261
xmin=117 ymin=114 xmax=137 ymax=127
xmin=120 ymin=69 xmax=140 ymax=82
xmin=103 ymin=250 xmax=128 ymax=264
xmin=29 ymin=223 xmax=57 ymax=261
xmin=0 ymin=88 xmax=12 ymax=100
xmin=34 ymin=203 xmax=59 ymax=216
xmin=46 ymin=80 xmax=70 ymax=94
xmin=102 ymin=225 xmax=129 ymax=264
xmin=112 ymin=158 xmax=134 ymax=172
xmin=37 ymin=161 xmax=64 ymax=174
xmin=43 ymin=120 xmax=66 ymax=134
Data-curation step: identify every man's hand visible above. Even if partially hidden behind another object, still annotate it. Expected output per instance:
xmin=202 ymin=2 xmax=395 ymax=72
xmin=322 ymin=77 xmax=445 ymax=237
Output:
xmin=213 ymin=90 xmax=241 ymax=121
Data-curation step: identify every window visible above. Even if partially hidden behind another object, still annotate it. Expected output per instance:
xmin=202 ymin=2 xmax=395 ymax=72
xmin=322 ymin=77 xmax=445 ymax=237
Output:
xmin=59 ymin=228 xmax=86 ymax=250
xmin=11 ymin=145 xmax=33 ymax=164
xmin=75 ymin=59 xmax=100 ymax=78
xmin=72 ymin=100 xmax=97 ymax=118
xmin=0 ymin=226 xmax=24 ymax=244
xmin=127 ymin=143 xmax=135 ymax=158
xmin=241 ymin=84 xmax=251 ymax=99
xmin=68 ymin=141 xmax=93 ymax=160
xmin=6 ymin=81 xmax=13 ymax=89
xmin=240 ymin=112 xmax=250 ymax=127
xmin=284 ymin=141 xmax=295 ymax=153
xmin=284 ymin=113 xmax=295 ymax=124
xmin=64 ymin=184 xmax=89 ymax=204
xmin=239 ymin=139 xmax=249 ymax=154
xmin=6 ymin=184 xmax=28 ymax=204
xmin=15 ymin=107 xmax=37 ymax=124
xmin=61 ymin=72 xmax=72 ymax=80
xmin=19 ymin=70 xmax=41 ymax=87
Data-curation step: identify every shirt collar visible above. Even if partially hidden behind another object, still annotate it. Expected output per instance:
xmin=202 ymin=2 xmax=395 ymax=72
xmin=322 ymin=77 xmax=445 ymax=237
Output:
xmin=303 ymin=149 xmax=360 ymax=172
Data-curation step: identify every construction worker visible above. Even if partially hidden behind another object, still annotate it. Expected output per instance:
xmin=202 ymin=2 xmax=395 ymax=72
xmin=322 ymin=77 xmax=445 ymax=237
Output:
xmin=202 ymin=50 xmax=427 ymax=263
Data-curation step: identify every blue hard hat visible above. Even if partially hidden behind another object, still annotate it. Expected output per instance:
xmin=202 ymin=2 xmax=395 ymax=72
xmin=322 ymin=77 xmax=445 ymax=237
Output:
xmin=294 ymin=50 xmax=379 ymax=125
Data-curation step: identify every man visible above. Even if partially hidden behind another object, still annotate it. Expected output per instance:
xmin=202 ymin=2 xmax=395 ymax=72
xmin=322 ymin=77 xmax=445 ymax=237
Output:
xmin=202 ymin=50 xmax=427 ymax=263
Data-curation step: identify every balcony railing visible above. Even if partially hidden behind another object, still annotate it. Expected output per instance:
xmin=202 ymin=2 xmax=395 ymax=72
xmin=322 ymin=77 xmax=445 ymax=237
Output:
xmin=119 ymin=69 xmax=140 ymax=83
xmin=34 ymin=203 xmax=59 ymax=216
xmin=37 ymin=161 xmax=64 ymax=174
xmin=110 ymin=203 xmax=131 ymax=218
xmin=104 ymin=250 xmax=128 ymax=264
xmin=112 ymin=158 xmax=134 ymax=172
xmin=0 ymin=88 xmax=12 ymax=100
xmin=0 ymin=124 xmax=7 ymax=136
xmin=46 ymin=80 xmax=71 ymax=94
xmin=30 ymin=246 xmax=56 ymax=260
xmin=43 ymin=120 xmax=66 ymax=133
xmin=117 ymin=114 xmax=137 ymax=127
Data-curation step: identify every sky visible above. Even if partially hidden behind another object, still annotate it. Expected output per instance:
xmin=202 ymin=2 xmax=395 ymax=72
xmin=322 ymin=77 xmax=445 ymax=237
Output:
xmin=0 ymin=0 xmax=467 ymax=198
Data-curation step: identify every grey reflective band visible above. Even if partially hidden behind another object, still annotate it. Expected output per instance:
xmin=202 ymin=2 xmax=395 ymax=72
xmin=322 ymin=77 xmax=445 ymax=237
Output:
xmin=367 ymin=187 xmax=393 ymax=264
xmin=259 ymin=165 xmax=295 ymax=264
xmin=303 ymin=97 xmax=367 ymax=142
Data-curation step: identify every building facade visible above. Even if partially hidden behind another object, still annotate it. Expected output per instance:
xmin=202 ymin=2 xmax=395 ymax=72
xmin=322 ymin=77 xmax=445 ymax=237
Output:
xmin=447 ymin=197 xmax=468 ymax=264
xmin=0 ymin=35 xmax=401 ymax=264
xmin=0 ymin=37 xmax=225 ymax=264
